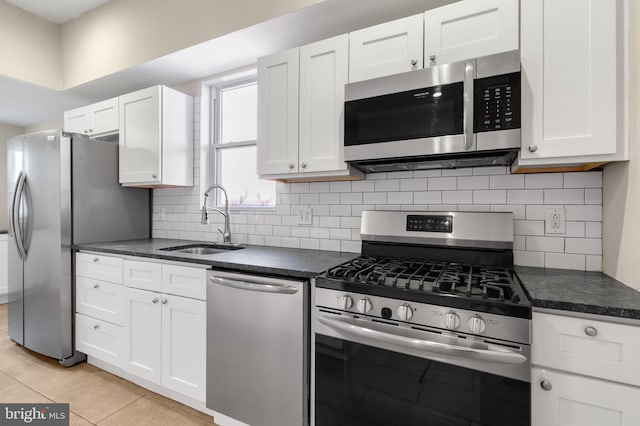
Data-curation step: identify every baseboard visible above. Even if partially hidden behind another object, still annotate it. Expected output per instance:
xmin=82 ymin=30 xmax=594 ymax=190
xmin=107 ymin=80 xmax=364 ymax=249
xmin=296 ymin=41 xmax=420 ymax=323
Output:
xmin=87 ymin=357 xmax=247 ymax=426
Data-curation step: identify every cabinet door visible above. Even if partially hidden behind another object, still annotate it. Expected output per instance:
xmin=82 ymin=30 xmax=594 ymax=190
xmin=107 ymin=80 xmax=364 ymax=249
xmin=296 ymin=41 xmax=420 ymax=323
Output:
xmin=123 ymin=287 xmax=162 ymax=384
xmin=257 ymin=48 xmax=299 ymax=175
xmin=349 ymin=14 xmax=423 ymax=83
xmin=299 ymin=34 xmax=349 ymax=174
xmin=119 ymin=86 xmax=162 ymax=184
xmin=64 ymin=107 xmax=90 ymax=135
xmin=532 ymin=368 xmax=640 ymax=426
xmin=520 ymin=0 xmax=619 ymax=160
xmin=76 ymin=313 xmax=123 ymax=367
xmin=161 ymin=295 xmax=206 ymax=402
xmin=89 ymin=97 xmax=118 ymax=136
xmin=424 ymin=0 xmax=519 ymax=67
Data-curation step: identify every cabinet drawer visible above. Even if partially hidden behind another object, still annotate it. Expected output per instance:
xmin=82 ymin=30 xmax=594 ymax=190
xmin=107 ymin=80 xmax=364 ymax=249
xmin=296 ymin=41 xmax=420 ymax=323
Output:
xmin=124 ymin=259 xmax=162 ymax=292
xmin=76 ymin=277 xmax=124 ymax=325
xmin=532 ymin=367 xmax=640 ymax=426
xmin=161 ymin=264 xmax=206 ymax=300
xmin=76 ymin=313 xmax=123 ymax=367
xmin=532 ymin=312 xmax=640 ymax=386
xmin=76 ymin=252 xmax=123 ymax=284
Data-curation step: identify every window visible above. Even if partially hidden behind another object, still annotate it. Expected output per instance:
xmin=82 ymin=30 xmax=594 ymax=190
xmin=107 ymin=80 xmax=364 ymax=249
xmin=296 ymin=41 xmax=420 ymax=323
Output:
xmin=211 ymin=79 xmax=275 ymax=209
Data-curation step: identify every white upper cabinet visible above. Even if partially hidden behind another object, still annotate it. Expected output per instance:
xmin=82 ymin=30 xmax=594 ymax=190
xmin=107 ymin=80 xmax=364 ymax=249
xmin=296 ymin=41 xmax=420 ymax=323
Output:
xmin=257 ymin=48 xmax=300 ymax=176
xmin=299 ymin=34 xmax=349 ymax=174
xmin=424 ymin=0 xmax=519 ymax=67
xmin=119 ymin=85 xmax=193 ymax=187
xmin=517 ymin=0 xmax=627 ymax=167
xmin=349 ymin=14 xmax=424 ymax=83
xmin=64 ymin=97 xmax=119 ymax=138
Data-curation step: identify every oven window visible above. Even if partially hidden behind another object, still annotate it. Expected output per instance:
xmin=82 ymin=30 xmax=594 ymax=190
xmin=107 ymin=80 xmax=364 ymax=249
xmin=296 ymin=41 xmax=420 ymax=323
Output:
xmin=344 ymin=82 xmax=464 ymax=146
xmin=315 ymin=334 xmax=530 ymax=426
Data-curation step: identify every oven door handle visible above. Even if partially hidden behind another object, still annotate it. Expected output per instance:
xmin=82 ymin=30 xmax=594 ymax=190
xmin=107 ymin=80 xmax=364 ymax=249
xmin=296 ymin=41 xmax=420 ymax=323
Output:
xmin=317 ymin=314 xmax=527 ymax=365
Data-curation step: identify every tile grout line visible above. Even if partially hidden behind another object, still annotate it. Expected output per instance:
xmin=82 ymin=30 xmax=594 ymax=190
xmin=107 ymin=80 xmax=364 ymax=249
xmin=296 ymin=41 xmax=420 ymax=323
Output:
xmin=92 ymin=393 xmax=146 ymax=425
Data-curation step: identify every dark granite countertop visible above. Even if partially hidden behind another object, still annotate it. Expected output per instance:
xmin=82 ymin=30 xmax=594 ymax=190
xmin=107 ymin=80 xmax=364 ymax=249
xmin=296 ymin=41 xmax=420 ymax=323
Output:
xmin=516 ymin=266 xmax=640 ymax=320
xmin=74 ymin=238 xmax=358 ymax=279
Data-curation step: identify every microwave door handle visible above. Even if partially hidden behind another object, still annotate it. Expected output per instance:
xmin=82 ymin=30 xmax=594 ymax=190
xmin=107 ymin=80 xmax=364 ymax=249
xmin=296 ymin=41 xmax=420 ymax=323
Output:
xmin=317 ymin=314 xmax=526 ymax=365
xmin=463 ymin=59 xmax=475 ymax=151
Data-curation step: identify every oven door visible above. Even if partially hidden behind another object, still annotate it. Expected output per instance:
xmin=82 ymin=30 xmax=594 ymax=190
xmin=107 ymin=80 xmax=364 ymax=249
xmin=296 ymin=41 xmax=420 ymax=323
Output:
xmin=312 ymin=311 xmax=530 ymax=426
xmin=343 ymin=60 xmax=474 ymax=163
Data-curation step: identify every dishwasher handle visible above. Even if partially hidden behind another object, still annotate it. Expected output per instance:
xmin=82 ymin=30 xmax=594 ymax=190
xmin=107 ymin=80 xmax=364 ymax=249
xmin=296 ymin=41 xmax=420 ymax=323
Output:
xmin=209 ymin=276 xmax=299 ymax=295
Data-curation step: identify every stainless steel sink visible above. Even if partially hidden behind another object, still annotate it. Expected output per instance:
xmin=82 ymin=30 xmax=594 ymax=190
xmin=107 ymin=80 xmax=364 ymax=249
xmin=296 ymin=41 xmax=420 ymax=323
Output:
xmin=159 ymin=243 xmax=244 ymax=255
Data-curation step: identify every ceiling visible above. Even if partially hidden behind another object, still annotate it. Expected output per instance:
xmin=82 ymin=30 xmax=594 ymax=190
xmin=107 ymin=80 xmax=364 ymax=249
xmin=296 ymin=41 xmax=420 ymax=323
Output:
xmin=6 ymin=0 xmax=111 ymax=23
xmin=3 ymin=0 xmax=455 ymax=128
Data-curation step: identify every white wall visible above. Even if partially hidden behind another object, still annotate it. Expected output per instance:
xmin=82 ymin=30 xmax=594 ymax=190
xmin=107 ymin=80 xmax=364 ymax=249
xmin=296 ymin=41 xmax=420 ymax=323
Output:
xmin=602 ymin=0 xmax=640 ymax=290
xmin=59 ymin=0 xmax=324 ymax=89
xmin=0 ymin=1 xmax=61 ymax=90
xmin=152 ymin=99 xmax=604 ymax=272
xmin=0 ymin=123 xmax=25 ymax=231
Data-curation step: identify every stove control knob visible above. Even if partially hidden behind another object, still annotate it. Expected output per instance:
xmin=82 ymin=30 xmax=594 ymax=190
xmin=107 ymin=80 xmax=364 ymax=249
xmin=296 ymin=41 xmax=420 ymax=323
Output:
xmin=337 ymin=294 xmax=353 ymax=310
xmin=356 ymin=298 xmax=372 ymax=314
xmin=444 ymin=312 xmax=461 ymax=330
xmin=468 ymin=315 xmax=487 ymax=334
xmin=397 ymin=304 xmax=413 ymax=321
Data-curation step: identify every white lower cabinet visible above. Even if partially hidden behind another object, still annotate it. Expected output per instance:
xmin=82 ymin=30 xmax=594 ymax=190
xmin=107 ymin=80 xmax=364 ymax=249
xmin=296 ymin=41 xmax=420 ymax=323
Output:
xmin=123 ymin=286 xmax=206 ymax=402
xmin=75 ymin=314 xmax=123 ymax=367
xmin=532 ymin=368 xmax=640 ymax=426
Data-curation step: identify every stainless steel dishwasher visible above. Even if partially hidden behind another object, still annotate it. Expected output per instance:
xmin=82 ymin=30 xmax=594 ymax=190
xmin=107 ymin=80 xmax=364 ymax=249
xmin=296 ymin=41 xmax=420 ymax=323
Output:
xmin=207 ymin=270 xmax=308 ymax=426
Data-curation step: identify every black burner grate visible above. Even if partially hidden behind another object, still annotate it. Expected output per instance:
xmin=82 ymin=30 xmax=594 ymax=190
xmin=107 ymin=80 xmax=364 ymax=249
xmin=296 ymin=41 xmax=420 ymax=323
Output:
xmin=324 ymin=256 xmax=520 ymax=304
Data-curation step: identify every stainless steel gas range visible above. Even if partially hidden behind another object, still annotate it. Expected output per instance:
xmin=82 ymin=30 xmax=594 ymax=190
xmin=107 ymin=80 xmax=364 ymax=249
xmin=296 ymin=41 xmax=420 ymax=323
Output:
xmin=312 ymin=211 xmax=531 ymax=426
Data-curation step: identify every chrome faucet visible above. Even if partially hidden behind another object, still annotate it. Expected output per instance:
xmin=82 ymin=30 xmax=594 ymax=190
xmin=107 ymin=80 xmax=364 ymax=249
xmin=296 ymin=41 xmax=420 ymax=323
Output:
xmin=201 ymin=184 xmax=231 ymax=244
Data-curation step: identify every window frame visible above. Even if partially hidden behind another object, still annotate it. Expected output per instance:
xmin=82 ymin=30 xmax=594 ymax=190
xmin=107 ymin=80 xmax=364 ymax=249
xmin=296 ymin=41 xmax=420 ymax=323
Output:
xmin=208 ymin=76 xmax=276 ymax=211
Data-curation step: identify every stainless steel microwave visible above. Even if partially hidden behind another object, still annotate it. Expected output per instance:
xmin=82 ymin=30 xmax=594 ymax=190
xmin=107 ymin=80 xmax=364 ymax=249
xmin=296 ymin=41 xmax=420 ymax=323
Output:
xmin=344 ymin=50 xmax=521 ymax=172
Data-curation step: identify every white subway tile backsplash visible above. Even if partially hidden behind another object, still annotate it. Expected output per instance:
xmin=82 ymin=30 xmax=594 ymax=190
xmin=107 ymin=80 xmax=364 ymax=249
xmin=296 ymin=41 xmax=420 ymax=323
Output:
xmin=388 ymin=192 xmax=414 ymax=204
xmin=490 ymin=174 xmax=525 ymax=189
xmin=564 ymin=171 xmax=602 ymax=188
xmin=545 ymin=253 xmax=585 ymax=271
xmin=457 ymin=176 xmax=489 ymax=190
xmin=525 ymin=173 xmax=563 ymax=189
xmin=154 ymin=106 xmax=602 ymax=271
xmin=544 ymin=189 xmax=584 ymax=205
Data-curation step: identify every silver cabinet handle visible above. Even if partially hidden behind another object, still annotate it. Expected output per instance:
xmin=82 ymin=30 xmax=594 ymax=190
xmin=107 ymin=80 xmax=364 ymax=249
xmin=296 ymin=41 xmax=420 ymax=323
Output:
xmin=540 ymin=380 xmax=552 ymax=391
xmin=88 ymin=129 xmax=93 ymax=133
xmin=152 ymin=298 xmax=159 ymax=304
xmin=93 ymin=257 xmax=99 ymax=262
xmin=93 ymin=324 xmax=100 ymax=329
xmin=528 ymin=145 xmax=538 ymax=153
xmin=317 ymin=315 xmax=527 ymax=365
xmin=288 ymin=163 xmax=294 ymax=170
xmin=93 ymin=283 xmax=100 ymax=289
xmin=410 ymin=58 xmax=418 ymax=66
xmin=300 ymin=162 xmax=307 ymax=169
xmin=210 ymin=276 xmax=299 ymax=295
xmin=585 ymin=326 xmax=598 ymax=337
xmin=161 ymin=299 xmax=168 ymax=305
xmin=151 ymin=174 xmax=157 ymax=179
xmin=429 ymin=55 xmax=436 ymax=62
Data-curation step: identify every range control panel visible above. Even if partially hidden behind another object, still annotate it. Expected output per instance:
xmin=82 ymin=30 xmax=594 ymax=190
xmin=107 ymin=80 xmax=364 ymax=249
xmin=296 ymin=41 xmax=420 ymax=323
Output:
xmin=406 ymin=215 xmax=453 ymax=233
xmin=474 ymin=72 xmax=521 ymax=133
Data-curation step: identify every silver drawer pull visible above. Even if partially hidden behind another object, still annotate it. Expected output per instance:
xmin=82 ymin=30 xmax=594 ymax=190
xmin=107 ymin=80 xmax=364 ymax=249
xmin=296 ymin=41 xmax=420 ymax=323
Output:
xmin=152 ymin=298 xmax=159 ymax=304
xmin=161 ymin=299 xmax=168 ymax=305
xmin=93 ymin=257 xmax=99 ymax=262
xmin=93 ymin=324 xmax=100 ymax=330
xmin=93 ymin=283 xmax=100 ymax=289
xmin=540 ymin=380 xmax=552 ymax=391
xmin=410 ymin=58 xmax=418 ymax=66
xmin=585 ymin=326 xmax=598 ymax=337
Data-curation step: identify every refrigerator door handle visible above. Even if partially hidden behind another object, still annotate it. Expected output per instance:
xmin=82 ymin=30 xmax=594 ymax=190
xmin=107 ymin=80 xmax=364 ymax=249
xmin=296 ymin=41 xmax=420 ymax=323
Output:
xmin=13 ymin=172 xmax=27 ymax=259
xmin=9 ymin=170 xmax=22 ymax=239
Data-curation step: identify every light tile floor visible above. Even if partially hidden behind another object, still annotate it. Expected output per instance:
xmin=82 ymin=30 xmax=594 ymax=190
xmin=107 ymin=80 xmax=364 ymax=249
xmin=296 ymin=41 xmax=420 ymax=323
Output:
xmin=0 ymin=304 xmax=216 ymax=425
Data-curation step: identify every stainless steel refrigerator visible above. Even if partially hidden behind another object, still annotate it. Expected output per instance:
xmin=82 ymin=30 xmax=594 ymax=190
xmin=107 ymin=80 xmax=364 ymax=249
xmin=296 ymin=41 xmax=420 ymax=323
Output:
xmin=7 ymin=130 xmax=150 ymax=365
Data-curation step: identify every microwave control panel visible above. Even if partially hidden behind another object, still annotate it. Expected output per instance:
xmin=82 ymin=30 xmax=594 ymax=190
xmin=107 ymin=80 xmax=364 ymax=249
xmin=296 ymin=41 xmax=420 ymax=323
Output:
xmin=474 ymin=72 xmax=521 ymax=133
xmin=406 ymin=215 xmax=453 ymax=233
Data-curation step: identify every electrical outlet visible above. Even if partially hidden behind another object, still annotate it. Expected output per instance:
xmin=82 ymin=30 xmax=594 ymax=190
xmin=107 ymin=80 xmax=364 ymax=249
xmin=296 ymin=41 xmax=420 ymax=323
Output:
xmin=297 ymin=207 xmax=313 ymax=225
xmin=545 ymin=208 xmax=566 ymax=234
